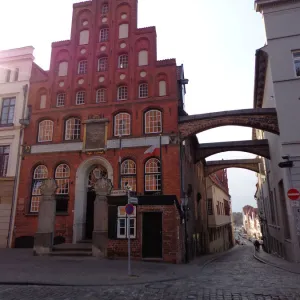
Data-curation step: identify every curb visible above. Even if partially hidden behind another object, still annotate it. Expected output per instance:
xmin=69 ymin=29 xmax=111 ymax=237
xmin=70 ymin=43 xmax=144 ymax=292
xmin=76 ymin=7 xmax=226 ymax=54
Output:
xmin=253 ymin=251 xmax=300 ymax=275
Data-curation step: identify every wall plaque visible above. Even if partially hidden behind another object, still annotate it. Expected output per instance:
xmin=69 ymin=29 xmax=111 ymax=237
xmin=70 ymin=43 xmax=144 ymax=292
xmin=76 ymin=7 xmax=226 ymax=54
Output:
xmin=83 ymin=119 xmax=108 ymax=151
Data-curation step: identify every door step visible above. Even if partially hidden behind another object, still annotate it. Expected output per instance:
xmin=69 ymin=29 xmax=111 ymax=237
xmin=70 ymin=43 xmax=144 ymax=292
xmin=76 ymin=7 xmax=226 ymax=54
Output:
xmin=49 ymin=250 xmax=93 ymax=257
xmin=51 ymin=243 xmax=92 ymax=257
xmin=78 ymin=239 xmax=92 ymax=244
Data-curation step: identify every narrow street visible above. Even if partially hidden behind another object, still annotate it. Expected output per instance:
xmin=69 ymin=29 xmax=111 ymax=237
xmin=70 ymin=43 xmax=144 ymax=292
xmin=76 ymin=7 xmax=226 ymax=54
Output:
xmin=1 ymin=244 xmax=300 ymax=299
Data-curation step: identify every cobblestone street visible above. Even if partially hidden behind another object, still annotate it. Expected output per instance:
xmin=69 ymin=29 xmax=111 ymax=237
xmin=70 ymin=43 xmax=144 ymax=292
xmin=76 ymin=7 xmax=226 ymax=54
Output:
xmin=1 ymin=245 xmax=300 ymax=299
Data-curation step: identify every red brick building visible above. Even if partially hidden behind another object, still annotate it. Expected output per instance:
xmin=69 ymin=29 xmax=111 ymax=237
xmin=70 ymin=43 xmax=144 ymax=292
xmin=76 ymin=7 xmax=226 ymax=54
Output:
xmin=13 ymin=0 xmax=206 ymax=263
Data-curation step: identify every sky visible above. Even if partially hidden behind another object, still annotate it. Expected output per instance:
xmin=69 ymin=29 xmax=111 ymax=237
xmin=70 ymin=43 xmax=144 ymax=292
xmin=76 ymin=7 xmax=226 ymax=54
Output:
xmin=0 ymin=0 xmax=267 ymax=212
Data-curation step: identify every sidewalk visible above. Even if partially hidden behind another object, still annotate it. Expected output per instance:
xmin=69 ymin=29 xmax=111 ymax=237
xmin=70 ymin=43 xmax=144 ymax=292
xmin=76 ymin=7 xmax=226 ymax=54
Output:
xmin=0 ymin=247 xmax=237 ymax=286
xmin=254 ymin=249 xmax=300 ymax=274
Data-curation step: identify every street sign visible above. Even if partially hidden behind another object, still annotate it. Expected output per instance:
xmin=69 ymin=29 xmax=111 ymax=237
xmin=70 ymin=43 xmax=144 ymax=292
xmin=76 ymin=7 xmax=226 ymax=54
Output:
xmin=125 ymin=203 xmax=134 ymax=215
xmin=110 ymin=189 xmax=127 ymax=196
xmin=128 ymin=197 xmax=138 ymax=204
xmin=287 ymin=188 xmax=300 ymax=200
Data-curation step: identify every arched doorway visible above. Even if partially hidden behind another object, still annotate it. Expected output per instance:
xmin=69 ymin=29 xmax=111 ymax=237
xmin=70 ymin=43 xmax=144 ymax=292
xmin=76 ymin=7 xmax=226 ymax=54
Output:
xmin=73 ymin=157 xmax=113 ymax=243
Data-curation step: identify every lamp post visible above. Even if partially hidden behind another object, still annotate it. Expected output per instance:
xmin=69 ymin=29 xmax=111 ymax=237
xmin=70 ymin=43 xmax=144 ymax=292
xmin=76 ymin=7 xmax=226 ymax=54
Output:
xmin=181 ymin=194 xmax=189 ymax=263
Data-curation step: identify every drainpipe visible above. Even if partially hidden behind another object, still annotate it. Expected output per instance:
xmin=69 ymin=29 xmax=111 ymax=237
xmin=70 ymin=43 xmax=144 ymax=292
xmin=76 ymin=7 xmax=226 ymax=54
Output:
xmin=7 ymin=84 xmax=29 ymax=248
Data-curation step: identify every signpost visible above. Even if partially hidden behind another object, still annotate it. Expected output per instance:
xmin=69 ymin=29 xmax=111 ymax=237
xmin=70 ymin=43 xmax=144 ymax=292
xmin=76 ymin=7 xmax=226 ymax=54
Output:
xmin=287 ymin=188 xmax=300 ymax=201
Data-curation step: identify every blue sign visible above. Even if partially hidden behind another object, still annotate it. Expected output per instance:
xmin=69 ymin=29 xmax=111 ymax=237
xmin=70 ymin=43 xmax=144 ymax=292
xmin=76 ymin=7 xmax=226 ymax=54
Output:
xmin=125 ymin=204 xmax=134 ymax=215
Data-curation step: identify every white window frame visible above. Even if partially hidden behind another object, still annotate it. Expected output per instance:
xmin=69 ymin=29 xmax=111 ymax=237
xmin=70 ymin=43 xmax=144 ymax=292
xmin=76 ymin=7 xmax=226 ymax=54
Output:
xmin=139 ymin=83 xmax=148 ymax=98
xmin=118 ymin=54 xmax=128 ymax=69
xmin=38 ymin=120 xmax=54 ymax=142
xmin=117 ymin=206 xmax=136 ymax=239
xmin=117 ymin=86 xmax=128 ymax=101
xmin=100 ymin=28 xmax=109 ymax=42
xmin=293 ymin=51 xmax=300 ymax=77
xmin=102 ymin=3 xmax=109 ymax=14
xmin=76 ymin=91 xmax=85 ymax=105
xmin=114 ymin=112 xmax=131 ymax=136
xmin=56 ymin=93 xmax=65 ymax=107
xmin=144 ymin=109 xmax=162 ymax=134
xmin=98 ymin=57 xmax=108 ymax=71
xmin=65 ymin=118 xmax=81 ymax=140
xmin=78 ymin=60 xmax=88 ymax=75
xmin=96 ymin=88 xmax=106 ymax=103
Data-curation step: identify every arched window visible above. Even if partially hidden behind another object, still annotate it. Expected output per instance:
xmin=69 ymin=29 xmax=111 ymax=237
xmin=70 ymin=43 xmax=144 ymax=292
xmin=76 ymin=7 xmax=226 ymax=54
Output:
xmin=117 ymin=86 xmax=128 ymax=101
xmin=96 ymin=88 xmax=106 ymax=103
xmin=159 ymin=80 xmax=167 ymax=96
xmin=118 ymin=54 xmax=128 ymax=69
xmin=119 ymin=24 xmax=129 ymax=39
xmin=65 ymin=118 xmax=81 ymax=140
xmin=55 ymin=164 xmax=70 ymax=213
xmin=114 ymin=112 xmax=131 ymax=136
xmin=98 ymin=57 xmax=108 ymax=71
xmin=138 ymin=50 xmax=148 ymax=66
xmin=76 ymin=91 xmax=85 ymax=105
xmin=56 ymin=93 xmax=65 ymax=107
xmin=79 ymin=30 xmax=89 ymax=45
xmin=144 ymin=158 xmax=161 ymax=192
xmin=100 ymin=27 xmax=109 ymax=42
xmin=38 ymin=120 xmax=53 ymax=142
xmin=139 ymin=83 xmax=148 ymax=98
xmin=78 ymin=60 xmax=87 ymax=74
xmin=30 ymin=165 xmax=48 ymax=212
xmin=58 ymin=61 xmax=68 ymax=77
xmin=102 ymin=3 xmax=109 ymax=14
xmin=144 ymin=110 xmax=162 ymax=134
xmin=121 ymin=160 xmax=136 ymax=191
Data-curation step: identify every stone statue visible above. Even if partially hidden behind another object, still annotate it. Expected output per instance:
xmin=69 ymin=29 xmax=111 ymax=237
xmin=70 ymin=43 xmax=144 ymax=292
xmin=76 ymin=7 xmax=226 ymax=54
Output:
xmin=94 ymin=174 xmax=113 ymax=197
xmin=40 ymin=178 xmax=57 ymax=197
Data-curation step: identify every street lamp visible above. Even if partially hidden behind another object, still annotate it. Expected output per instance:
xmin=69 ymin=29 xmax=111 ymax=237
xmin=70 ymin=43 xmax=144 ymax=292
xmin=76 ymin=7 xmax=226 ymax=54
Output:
xmin=181 ymin=194 xmax=189 ymax=263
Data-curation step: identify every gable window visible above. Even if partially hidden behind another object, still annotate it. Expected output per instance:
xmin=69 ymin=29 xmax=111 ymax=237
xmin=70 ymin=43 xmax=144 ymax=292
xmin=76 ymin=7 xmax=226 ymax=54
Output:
xmin=144 ymin=158 xmax=161 ymax=192
xmin=159 ymin=80 xmax=167 ymax=96
xmin=40 ymin=94 xmax=47 ymax=109
xmin=139 ymin=83 xmax=148 ymax=98
xmin=118 ymin=54 xmax=128 ymax=69
xmin=102 ymin=3 xmax=109 ymax=14
xmin=0 ymin=97 xmax=15 ymax=125
xmin=0 ymin=146 xmax=9 ymax=177
xmin=117 ymin=206 xmax=136 ymax=238
xmin=55 ymin=164 xmax=70 ymax=213
xmin=76 ymin=91 xmax=85 ymax=105
xmin=79 ymin=30 xmax=89 ymax=45
xmin=119 ymin=24 xmax=129 ymax=39
xmin=117 ymin=86 xmax=128 ymax=101
xmin=121 ymin=159 xmax=136 ymax=192
xmin=58 ymin=61 xmax=68 ymax=77
xmin=100 ymin=28 xmax=109 ymax=42
xmin=65 ymin=118 xmax=81 ymax=140
xmin=138 ymin=50 xmax=148 ymax=66
xmin=78 ymin=60 xmax=88 ymax=75
xmin=38 ymin=120 xmax=53 ymax=142
xmin=293 ymin=51 xmax=300 ymax=77
xmin=5 ymin=70 xmax=11 ymax=83
xmin=14 ymin=68 xmax=19 ymax=81
xmin=30 ymin=165 xmax=48 ymax=213
xmin=96 ymin=88 xmax=106 ymax=103
xmin=114 ymin=112 xmax=130 ymax=136
xmin=98 ymin=57 xmax=108 ymax=71
xmin=144 ymin=109 xmax=162 ymax=134
xmin=56 ymin=93 xmax=65 ymax=107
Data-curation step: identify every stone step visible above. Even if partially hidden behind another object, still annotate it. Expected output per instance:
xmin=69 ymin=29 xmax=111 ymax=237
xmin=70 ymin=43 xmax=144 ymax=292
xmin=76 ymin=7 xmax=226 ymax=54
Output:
xmin=78 ymin=239 xmax=92 ymax=244
xmin=52 ymin=243 xmax=92 ymax=252
xmin=49 ymin=251 xmax=93 ymax=257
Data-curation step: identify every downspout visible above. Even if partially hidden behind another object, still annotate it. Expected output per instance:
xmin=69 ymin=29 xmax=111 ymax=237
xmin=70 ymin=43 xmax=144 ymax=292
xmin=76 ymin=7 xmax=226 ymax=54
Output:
xmin=7 ymin=84 xmax=28 ymax=248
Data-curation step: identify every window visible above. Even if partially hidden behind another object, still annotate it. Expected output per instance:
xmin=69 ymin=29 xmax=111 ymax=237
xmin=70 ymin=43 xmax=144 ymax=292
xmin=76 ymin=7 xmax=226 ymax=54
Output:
xmin=30 ymin=165 xmax=48 ymax=213
xmin=14 ymin=68 xmax=19 ymax=81
xmin=114 ymin=112 xmax=131 ymax=136
xmin=98 ymin=57 xmax=108 ymax=71
xmin=117 ymin=206 xmax=136 ymax=238
xmin=0 ymin=146 xmax=9 ymax=177
xmin=58 ymin=62 xmax=68 ymax=77
xmin=38 ymin=120 xmax=53 ymax=142
xmin=78 ymin=60 xmax=88 ymax=75
xmin=117 ymin=86 xmax=128 ymax=101
xmin=55 ymin=164 xmax=70 ymax=213
xmin=208 ymin=198 xmax=213 ymax=215
xmin=119 ymin=24 xmax=129 ymax=39
xmin=293 ymin=52 xmax=300 ymax=77
xmin=0 ymin=97 xmax=15 ymax=125
xmin=144 ymin=109 xmax=162 ymax=134
xmin=139 ymin=83 xmax=148 ymax=98
xmin=40 ymin=95 xmax=47 ymax=109
xmin=96 ymin=88 xmax=106 ymax=103
xmin=144 ymin=158 xmax=161 ymax=192
xmin=5 ymin=70 xmax=11 ymax=82
xmin=102 ymin=3 xmax=109 ymax=14
xmin=118 ymin=54 xmax=128 ymax=69
xmin=100 ymin=28 xmax=109 ymax=42
xmin=56 ymin=93 xmax=65 ymax=107
xmin=65 ymin=118 xmax=81 ymax=140
xmin=79 ymin=30 xmax=89 ymax=45
xmin=138 ymin=50 xmax=148 ymax=66
xmin=121 ymin=159 xmax=136 ymax=192
xmin=76 ymin=91 xmax=85 ymax=105
xmin=159 ymin=80 xmax=167 ymax=96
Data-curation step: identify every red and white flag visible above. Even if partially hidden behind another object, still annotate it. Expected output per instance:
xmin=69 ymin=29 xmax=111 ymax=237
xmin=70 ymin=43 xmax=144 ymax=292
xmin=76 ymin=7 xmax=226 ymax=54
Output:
xmin=144 ymin=144 xmax=160 ymax=156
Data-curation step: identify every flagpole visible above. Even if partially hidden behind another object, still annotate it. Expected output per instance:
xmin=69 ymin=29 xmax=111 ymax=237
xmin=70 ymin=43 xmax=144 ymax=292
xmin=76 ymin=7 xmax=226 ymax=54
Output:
xmin=159 ymin=134 xmax=163 ymax=195
xmin=119 ymin=134 xmax=122 ymax=188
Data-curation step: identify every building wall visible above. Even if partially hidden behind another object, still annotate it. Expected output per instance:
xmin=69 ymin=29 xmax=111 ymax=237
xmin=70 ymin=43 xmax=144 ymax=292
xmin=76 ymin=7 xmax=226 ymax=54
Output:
xmin=0 ymin=46 xmax=34 ymax=247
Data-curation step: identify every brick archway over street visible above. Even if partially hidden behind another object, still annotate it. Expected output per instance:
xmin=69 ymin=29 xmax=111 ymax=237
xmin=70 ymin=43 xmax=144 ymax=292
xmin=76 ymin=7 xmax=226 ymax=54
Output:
xmin=179 ymin=108 xmax=279 ymax=140
xmin=204 ymin=158 xmax=263 ymax=177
